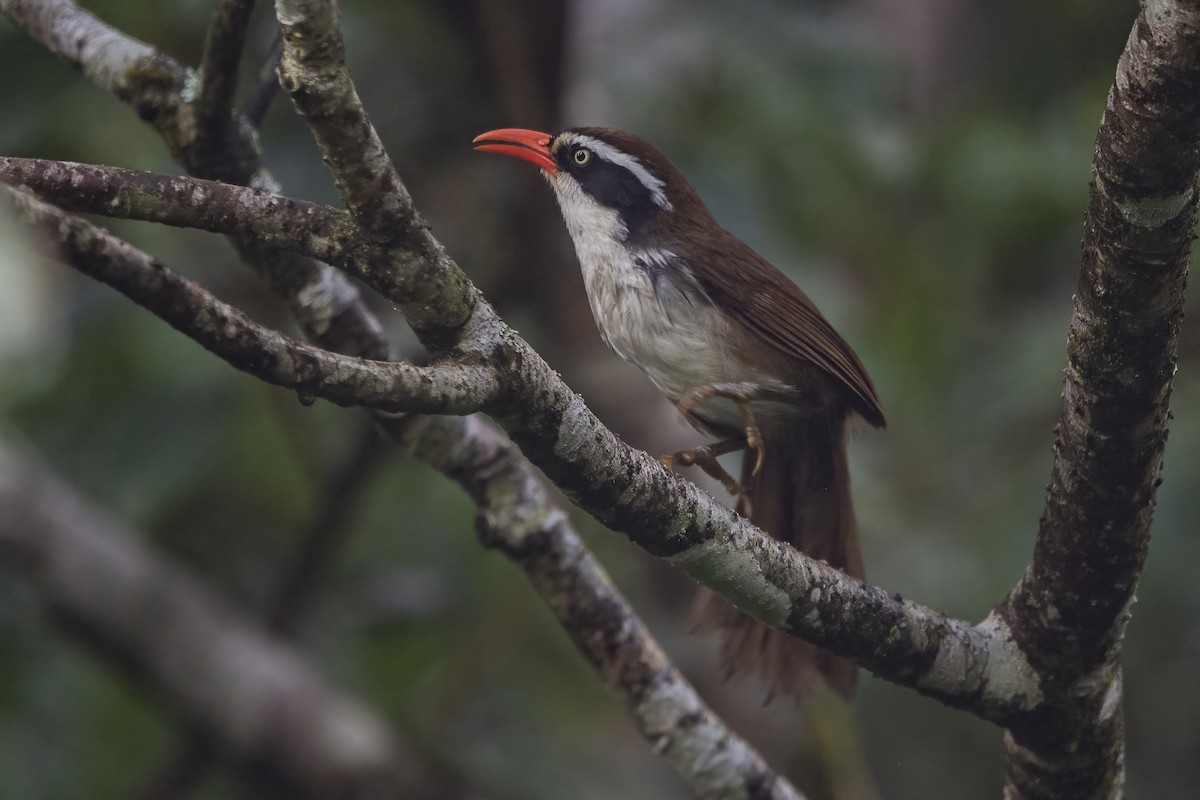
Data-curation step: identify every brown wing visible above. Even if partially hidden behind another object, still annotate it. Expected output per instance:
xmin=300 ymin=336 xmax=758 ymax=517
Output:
xmin=689 ymin=231 xmax=886 ymax=428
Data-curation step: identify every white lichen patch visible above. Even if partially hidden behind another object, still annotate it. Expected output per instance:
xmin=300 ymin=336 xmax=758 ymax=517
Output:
xmin=666 ymin=536 xmax=791 ymax=627
xmin=1115 ymin=188 xmax=1193 ymax=228
xmin=915 ymin=613 xmax=1041 ymax=710
xmin=296 ymin=266 xmax=357 ymax=318
xmin=181 ymin=68 xmax=200 ymax=103
xmin=1095 ymin=169 xmax=1195 ymax=228
xmin=976 ymin=613 xmax=1043 ymax=708
xmin=635 ymin=678 xmax=804 ymax=800
xmin=1143 ymin=0 xmax=1200 ymax=35
xmin=1099 ymin=675 xmax=1123 ymax=723
xmin=552 ymin=398 xmax=595 ymax=464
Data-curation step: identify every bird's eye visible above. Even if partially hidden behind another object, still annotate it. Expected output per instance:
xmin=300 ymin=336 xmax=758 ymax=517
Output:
xmin=573 ymin=148 xmax=592 ymax=166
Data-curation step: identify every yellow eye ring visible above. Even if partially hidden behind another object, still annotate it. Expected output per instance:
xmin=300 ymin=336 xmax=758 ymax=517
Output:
xmin=573 ymin=148 xmax=592 ymax=166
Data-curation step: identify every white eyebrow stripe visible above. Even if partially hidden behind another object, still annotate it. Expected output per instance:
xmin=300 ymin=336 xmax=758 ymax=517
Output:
xmin=565 ymin=133 xmax=673 ymax=211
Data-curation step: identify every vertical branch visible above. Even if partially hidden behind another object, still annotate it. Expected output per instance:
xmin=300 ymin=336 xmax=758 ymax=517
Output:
xmin=999 ymin=2 xmax=1200 ymax=797
xmin=193 ymin=0 xmax=258 ymax=166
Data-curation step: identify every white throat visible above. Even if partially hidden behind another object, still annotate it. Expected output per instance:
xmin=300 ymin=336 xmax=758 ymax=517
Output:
xmin=547 ymin=172 xmax=737 ymax=408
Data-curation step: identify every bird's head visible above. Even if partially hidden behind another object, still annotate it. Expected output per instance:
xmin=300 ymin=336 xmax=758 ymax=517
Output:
xmin=473 ymin=127 xmax=708 ymax=243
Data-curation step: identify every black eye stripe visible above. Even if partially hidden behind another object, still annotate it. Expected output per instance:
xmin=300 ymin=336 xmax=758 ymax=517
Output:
xmin=573 ymin=160 xmax=658 ymax=233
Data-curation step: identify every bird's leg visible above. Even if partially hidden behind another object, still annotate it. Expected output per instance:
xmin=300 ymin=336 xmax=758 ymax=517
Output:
xmin=660 ymin=436 xmax=745 ymax=495
xmin=676 ymin=382 xmax=769 ymax=477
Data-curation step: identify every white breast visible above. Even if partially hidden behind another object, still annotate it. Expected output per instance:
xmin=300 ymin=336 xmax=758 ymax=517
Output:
xmin=549 ymin=175 xmax=789 ymax=427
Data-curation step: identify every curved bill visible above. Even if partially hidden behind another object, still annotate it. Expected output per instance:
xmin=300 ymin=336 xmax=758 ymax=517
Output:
xmin=473 ymin=128 xmax=557 ymax=174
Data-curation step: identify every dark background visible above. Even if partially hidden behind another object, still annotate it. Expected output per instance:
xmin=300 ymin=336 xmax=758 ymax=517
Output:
xmin=1 ymin=1 xmax=1196 ymax=798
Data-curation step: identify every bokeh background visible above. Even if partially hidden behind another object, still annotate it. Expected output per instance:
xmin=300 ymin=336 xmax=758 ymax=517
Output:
xmin=1 ymin=1 xmax=1197 ymax=798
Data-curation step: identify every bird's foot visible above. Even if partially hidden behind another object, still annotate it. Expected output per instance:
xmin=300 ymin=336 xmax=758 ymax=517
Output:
xmin=660 ymin=444 xmax=741 ymax=496
xmin=676 ymin=383 xmax=767 ymax=477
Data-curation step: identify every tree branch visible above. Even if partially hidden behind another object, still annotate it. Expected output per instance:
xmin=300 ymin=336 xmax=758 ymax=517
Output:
xmin=0 ymin=0 xmax=390 ymax=359
xmin=267 ymin=0 xmax=1041 ymax=722
xmin=194 ymin=0 xmax=257 ymax=141
xmin=0 ymin=145 xmax=1041 ymax=724
xmin=0 ymin=440 xmax=455 ymax=799
xmin=0 ymin=5 xmax=827 ymax=795
xmin=995 ymin=2 xmax=1200 ymax=796
xmin=273 ymin=0 xmax=479 ymax=338
xmin=2 ymin=185 xmax=498 ymax=416
xmin=0 ymin=157 xmax=357 ymax=265
xmin=1 ymin=177 xmax=813 ymax=800
xmin=402 ymin=414 xmax=808 ymax=800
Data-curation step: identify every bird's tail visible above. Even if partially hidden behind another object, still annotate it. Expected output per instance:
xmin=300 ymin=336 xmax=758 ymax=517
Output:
xmin=695 ymin=411 xmax=861 ymax=699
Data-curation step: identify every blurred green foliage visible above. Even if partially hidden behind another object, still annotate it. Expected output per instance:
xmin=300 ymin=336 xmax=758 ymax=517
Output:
xmin=1 ymin=1 xmax=1196 ymax=799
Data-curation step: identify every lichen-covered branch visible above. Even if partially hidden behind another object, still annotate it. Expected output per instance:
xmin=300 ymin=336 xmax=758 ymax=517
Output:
xmin=995 ymin=2 xmax=1200 ymax=797
xmin=0 ymin=0 xmax=174 ymax=110
xmin=265 ymin=0 xmax=1044 ymax=723
xmin=403 ymin=414 xmax=808 ymax=800
xmin=0 ymin=157 xmax=357 ymax=264
xmin=3 ymin=186 xmax=498 ymax=416
xmin=0 ymin=441 xmax=453 ymax=799
xmin=275 ymin=0 xmax=479 ymax=336
xmin=0 ymin=7 xmax=825 ymax=791
xmin=1 ymin=157 xmax=1038 ymax=724
xmin=0 ymin=0 xmax=1045 ymax=723
xmin=0 ymin=0 xmax=388 ymax=359
xmin=194 ymin=0 xmax=257 ymax=143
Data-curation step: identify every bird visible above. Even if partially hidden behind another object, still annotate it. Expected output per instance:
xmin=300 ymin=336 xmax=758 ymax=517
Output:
xmin=473 ymin=126 xmax=884 ymax=698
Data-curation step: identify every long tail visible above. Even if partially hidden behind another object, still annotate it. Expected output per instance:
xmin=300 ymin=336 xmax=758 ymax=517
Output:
xmin=696 ymin=410 xmax=861 ymax=699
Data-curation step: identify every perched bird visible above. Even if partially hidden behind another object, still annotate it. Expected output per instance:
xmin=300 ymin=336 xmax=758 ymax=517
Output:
xmin=474 ymin=126 xmax=884 ymax=698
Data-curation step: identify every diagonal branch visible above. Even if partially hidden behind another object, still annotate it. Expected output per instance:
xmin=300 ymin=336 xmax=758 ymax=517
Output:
xmin=0 ymin=4 xmax=820 ymax=794
xmin=0 ymin=147 xmax=1039 ymax=723
xmin=273 ymin=0 xmax=478 ymax=337
xmin=3 ymin=185 xmax=498 ymax=416
xmin=194 ymin=0 xmax=257 ymax=140
xmin=269 ymin=0 xmax=1041 ymax=722
xmin=0 ymin=157 xmax=357 ymax=265
xmin=0 ymin=0 xmax=389 ymax=359
xmin=0 ymin=441 xmax=458 ymax=799
xmin=402 ymin=414 xmax=807 ymax=800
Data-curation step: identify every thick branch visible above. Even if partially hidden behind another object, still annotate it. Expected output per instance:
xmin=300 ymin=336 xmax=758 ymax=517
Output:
xmin=54 ymin=0 xmax=1029 ymax=720
xmin=997 ymin=2 xmax=1200 ymax=797
xmin=1 ymin=164 xmax=812 ymax=800
xmin=0 ymin=7 xmax=825 ymax=796
xmin=0 ymin=441 xmax=448 ymax=798
xmin=1 ymin=146 xmax=1043 ymax=722
xmin=0 ymin=157 xmax=357 ymax=264
xmin=3 ymin=186 xmax=498 ymax=415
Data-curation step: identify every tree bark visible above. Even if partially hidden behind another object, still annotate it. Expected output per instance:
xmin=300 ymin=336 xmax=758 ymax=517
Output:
xmin=997 ymin=2 xmax=1200 ymax=796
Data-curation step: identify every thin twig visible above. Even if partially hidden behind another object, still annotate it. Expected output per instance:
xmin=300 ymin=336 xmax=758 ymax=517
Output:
xmin=195 ymin=0 xmax=257 ymax=144
xmin=3 ymin=186 xmax=500 ymax=416
xmin=243 ymin=28 xmax=283 ymax=128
